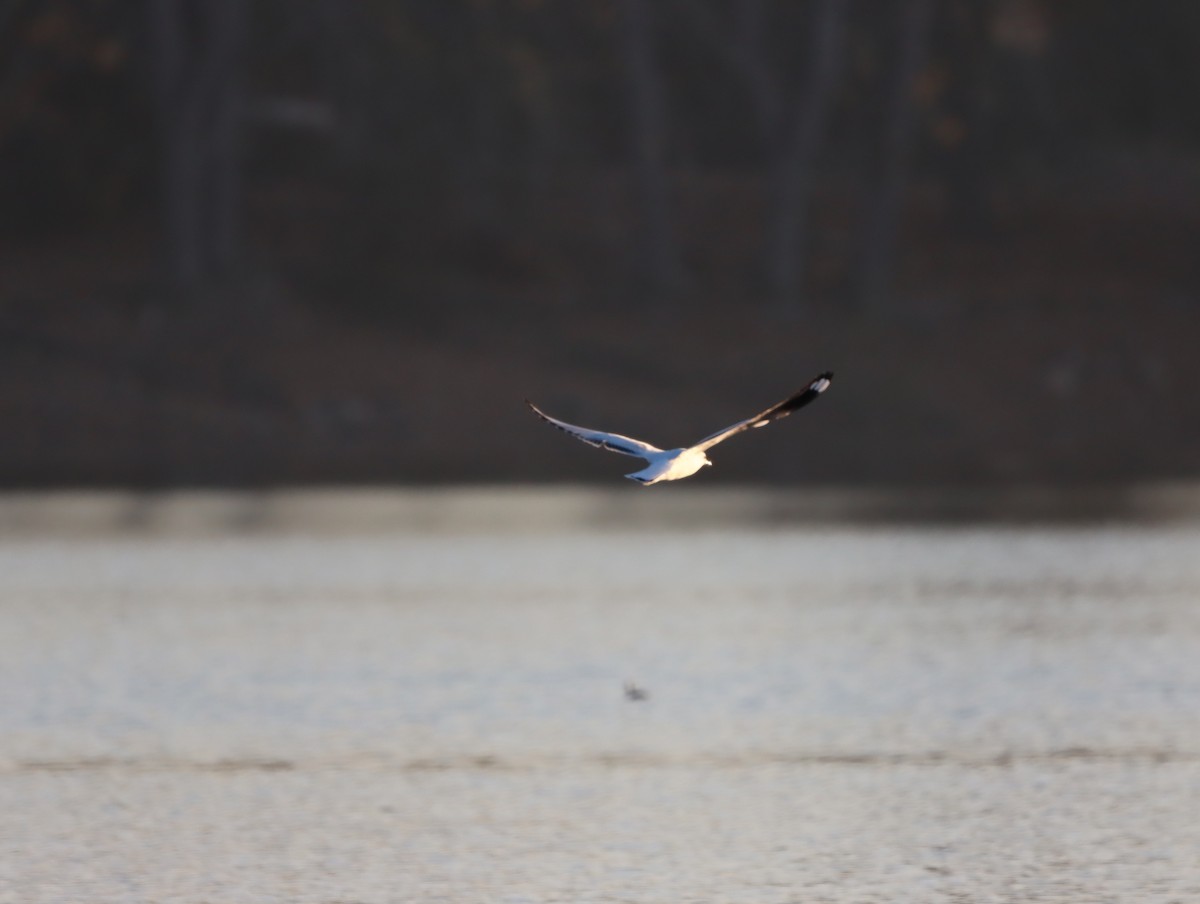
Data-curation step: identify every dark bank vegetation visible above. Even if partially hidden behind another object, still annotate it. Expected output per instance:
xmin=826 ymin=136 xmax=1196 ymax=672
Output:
xmin=1 ymin=1 xmax=1198 ymax=486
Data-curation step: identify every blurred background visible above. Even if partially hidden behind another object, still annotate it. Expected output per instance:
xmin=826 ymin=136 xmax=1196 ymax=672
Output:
xmin=1 ymin=0 xmax=1197 ymax=488
xmin=6 ymin=7 xmax=1200 ymax=900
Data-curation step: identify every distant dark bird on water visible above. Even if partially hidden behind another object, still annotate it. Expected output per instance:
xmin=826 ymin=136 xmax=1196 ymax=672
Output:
xmin=624 ymin=682 xmax=649 ymax=702
xmin=526 ymin=372 xmax=833 ymax=485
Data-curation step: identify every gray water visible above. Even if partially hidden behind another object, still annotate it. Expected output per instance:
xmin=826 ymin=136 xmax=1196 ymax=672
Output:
xmin=3 ymin=516 xmax=1200 ymax=902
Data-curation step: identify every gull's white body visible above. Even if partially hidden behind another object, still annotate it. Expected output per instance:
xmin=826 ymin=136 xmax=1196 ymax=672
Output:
xmin=625 ymin=447 xmax=712 ymax=485
xmin=526 ymin=372 xmax=833 ymax=485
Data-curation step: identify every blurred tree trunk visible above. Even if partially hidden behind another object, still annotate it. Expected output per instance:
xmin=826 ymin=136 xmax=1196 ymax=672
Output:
xmin=616 ymin=0 xmax=683 ymax=300
xmin=943 ymin=0 xmax=996 ymax=235
xmin=149 ymin=0 xmax=247 ymax=289
xmin=150 ymin=0 xmax=198 ymax=286
xmin=855 ymin=0 xmax=934 ymax=311
xmin=316 ymin=0 xmax=370 ymax=166
xmin=730 ymin=0 xmax=781 ymax=144
xmin=675 ymin=0 xmax=847 ymax=309
xmin=767 ymin=0 xmax=850 ymax=310
xmin=461 ymin=0 xmax=503 ymax=228
xmin=209 ymin=0 xmax=246 ymax=274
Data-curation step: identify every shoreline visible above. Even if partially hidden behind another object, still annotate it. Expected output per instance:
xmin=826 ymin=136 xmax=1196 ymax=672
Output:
xmin=1 ymin=483 xmax=1198 ymax=536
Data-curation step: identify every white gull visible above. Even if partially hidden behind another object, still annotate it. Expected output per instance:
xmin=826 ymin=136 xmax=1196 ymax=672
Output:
xmin=526 ymin=371 xmax=833 ymax=485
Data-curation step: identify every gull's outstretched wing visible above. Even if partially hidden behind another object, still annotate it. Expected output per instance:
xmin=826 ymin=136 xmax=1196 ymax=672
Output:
xmin=690 ymin=372 xmax=833 ymax=452
xmin=526 ymin=401 xmax=663 ymax=459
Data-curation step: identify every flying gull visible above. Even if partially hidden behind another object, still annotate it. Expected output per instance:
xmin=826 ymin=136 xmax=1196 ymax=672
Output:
xmin=526 ymin=372 xmax=833 ymax=485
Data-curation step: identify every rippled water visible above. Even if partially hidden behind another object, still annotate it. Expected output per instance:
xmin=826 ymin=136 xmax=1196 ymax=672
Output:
xmin=3 ymin=518 xmax=1200 ymax=902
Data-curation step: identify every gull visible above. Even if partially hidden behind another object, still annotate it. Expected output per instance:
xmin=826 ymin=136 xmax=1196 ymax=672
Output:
xmin=526 ymin=371 xmax=832 ymax=485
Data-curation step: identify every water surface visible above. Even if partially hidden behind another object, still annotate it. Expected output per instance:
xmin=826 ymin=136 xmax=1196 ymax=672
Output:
xmin=3 ymin=518 xmax=1200 ymax=902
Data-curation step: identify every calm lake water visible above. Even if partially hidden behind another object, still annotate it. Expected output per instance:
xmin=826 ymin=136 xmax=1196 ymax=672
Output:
xmin=3 ymin=500 xmax=1200 ymax=902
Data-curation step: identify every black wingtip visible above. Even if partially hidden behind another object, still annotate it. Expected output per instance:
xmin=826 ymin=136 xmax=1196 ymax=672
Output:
xmin=757 ymin=375 xmax=834 ymax=423
xmin=807 ymin=371 xmax=833 ymax=394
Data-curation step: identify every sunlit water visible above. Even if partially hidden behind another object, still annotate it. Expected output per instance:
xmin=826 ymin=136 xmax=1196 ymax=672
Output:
xmin=3 ymin=519 xmax=1200 ymax=902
